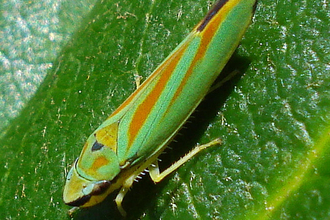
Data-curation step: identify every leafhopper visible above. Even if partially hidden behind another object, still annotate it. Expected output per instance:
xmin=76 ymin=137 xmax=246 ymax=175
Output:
xmin=63 ymin=0 xmax=257 ymax=216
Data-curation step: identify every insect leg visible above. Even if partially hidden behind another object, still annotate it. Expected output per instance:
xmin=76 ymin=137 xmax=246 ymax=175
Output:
xmin=148 ymin=138 xmax=222 ymax=183
xmin=115 ymin=174 xmax=136 ymax=216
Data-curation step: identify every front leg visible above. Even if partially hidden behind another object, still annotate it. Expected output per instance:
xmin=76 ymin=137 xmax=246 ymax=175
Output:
xmin=115 ymin=174 xmax=136 ymax=217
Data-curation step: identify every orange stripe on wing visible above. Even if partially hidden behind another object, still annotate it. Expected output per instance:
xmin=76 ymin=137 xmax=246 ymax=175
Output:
xmin=110 ymin=80 xmax=148 ymax=117
xmin=109 ymin=62 xmax=161 ymax=117
xmin=127 ymin=43 xmax=189 ymax=148
xmin=169 ymin=1 xmax=233 ymax=106
xmin=111 ymin=1 xmax=239 ymax=119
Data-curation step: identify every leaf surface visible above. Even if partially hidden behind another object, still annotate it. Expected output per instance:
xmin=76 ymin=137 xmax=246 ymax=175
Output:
xmin=0 ymin=0 xmax=329 ymax=219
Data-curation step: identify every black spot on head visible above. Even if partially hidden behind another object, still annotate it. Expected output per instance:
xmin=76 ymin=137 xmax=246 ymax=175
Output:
xmin=91 ymin=141 xmax=104 ymax=152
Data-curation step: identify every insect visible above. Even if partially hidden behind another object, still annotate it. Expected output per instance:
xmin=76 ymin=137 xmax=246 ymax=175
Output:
xmin=63 ymin=0 xmax=257 ymax=216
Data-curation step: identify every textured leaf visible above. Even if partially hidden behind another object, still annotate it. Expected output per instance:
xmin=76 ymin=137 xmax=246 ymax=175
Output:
xmin=1 ymin=0 xmax=329 ymax=219
xmin=0 ymin=0 xmax=96 ymax=132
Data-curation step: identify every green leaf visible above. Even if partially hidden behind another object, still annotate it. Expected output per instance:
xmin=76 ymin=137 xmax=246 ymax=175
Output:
xmin=0 ymin=0 xmax=96 ymax=132
xmin=1 ymin=0 xmax=330 ymax=219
